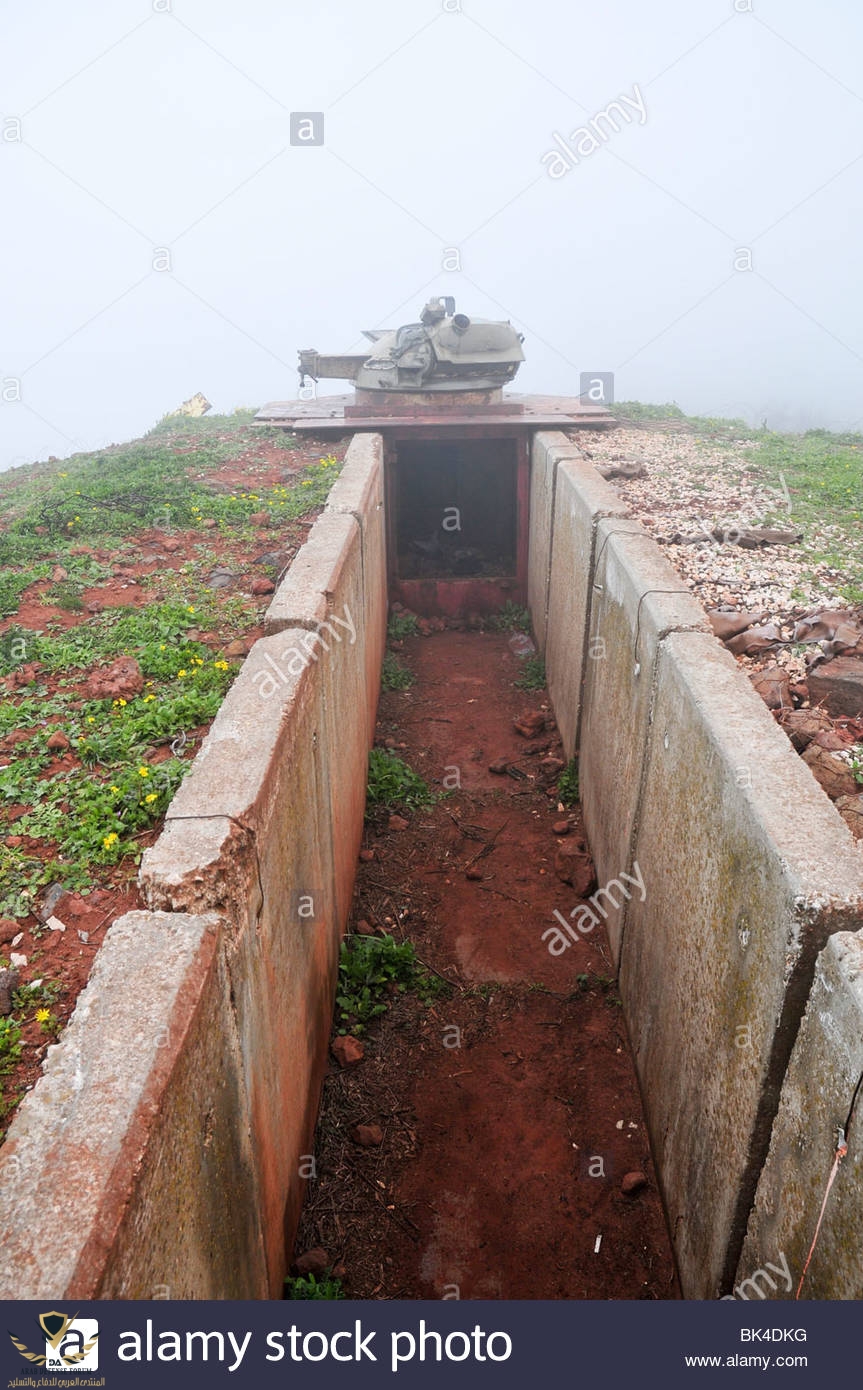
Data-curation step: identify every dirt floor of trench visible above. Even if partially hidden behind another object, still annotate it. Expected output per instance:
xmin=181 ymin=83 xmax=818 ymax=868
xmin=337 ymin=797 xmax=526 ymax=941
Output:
xmin=293 ymin=627 xmax=679 ymax=1300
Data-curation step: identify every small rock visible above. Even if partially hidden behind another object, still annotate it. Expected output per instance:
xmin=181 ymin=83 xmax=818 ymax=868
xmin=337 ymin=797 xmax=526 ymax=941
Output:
xmin=77 ymin=929 xmax=90 ymax=944
xmin=161 ymin=537 xmax=182 ymax=553
xmin=203 ymin=518 xmax=217 ymax=529
xmin=85 ymin=600 xmax=103 ymax=614
xmin=84 ymin=656 xmax=144 ymax=701
xmin=359 ymin=849 xmax=375 ymax=862
xmin=465 ymin=865 xmax=483 ymax=881
xmin=779 ymin=708 xmax=834 ymax=752
xmin=540 ymin=756 xmax=566 ymax=775
xmin=250 ymin=511 xmax=271 ymax=527
xmin=801 ymin=745 xmax=859 ymax=801
xmin=332 ymin=1035 xmax=365 ymax=1068
xmin=388 ymin=814 xmax=409 ymax=832
xmin=294 ymin=1248 xmax=330 ymax=1277
xmin=749 ymin=667 xmax=792 ymax=711
xmin=355 ymin=919 xmax=377 ymax=936
xmin=488 ymin=758 xmax=509 ymax=775
xmin=554 ymin=840 xmax=597 ymax=897
xmin=807 ymin=656 xmax=863 ymax=719
xmin=725 ymin=624 xmax=781 ymax=657
xmin=812 ymin=730 xmax=850 ymax=752
xmin=553 ymin=821 xmax=571 ymax=836
xmin=514 ymin=711 xmax=545 ymax=739
xmin=4 ymin=836 xmax=22 ymax=848
xmin=351 ymin=1123 xmax=383 ymax=1147
xmin=10 ymin=953 xmax=27 ymax=970
xmin=51 ymin=565 xmax=68 ymax=582
xmin=46 ymin=730 xmax=70 ymax=751
xmin=621 ymin=1171 xmax=648 ymax=1196
xmin=0 ymin=968 xmax=20 ymax=1016
xmin=707 ymin=609 xmax=765 ymax=642
xmin=836 ymin=794 xmax=863 ymax=840
xmin=223 ymin=639 xmax=249 ymax=658
xmin=0 ymin=919 xmax=19 ymax=946
xmin=38 ymin=883 xmax=67 ymax=922
xmin=251 ymin=576 xmax=275 ymax=596
xmin=208 ymin=569 xmax=236 ymax=591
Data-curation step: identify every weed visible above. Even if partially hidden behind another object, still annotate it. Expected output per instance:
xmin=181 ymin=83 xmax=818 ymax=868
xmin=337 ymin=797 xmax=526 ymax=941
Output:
xmin=381 ymin=652 xmax=414 ymax=691
xmin=387 ymin=612 xmax=419 ymax=640
xmin=284 ymin=1273 xmax=344 ymax=1300
xmin=336 ymin=933 xmax=448 ymax=1034
xmin=489 ymin=602 xmax=531 ymax=632
xmin=366 ymin=749 xmax=434 ymax=813
xmin=556 ymin=759 xmax=580 ymax=806
xmin=514 ymin=655 xmax=546 ymax=690
xmin=0 ymin=1019 xmax=22 ymax=1075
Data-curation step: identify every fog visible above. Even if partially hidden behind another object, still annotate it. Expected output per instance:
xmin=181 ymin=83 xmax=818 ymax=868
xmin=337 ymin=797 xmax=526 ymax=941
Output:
xmin=1 ymin=0 xmax=862 ymax=472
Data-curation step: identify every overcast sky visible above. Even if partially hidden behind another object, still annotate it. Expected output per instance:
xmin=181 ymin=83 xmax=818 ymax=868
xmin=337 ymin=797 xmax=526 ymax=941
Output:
xmin=1 ymin=0 xmax=862 ymax=471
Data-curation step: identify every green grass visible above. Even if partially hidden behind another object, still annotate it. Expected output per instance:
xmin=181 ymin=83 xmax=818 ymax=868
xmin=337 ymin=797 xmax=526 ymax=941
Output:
xmin=366 ymin=749 xmax=434 ymax=814
xmin=489 ymin=602 xmax=531 ymax=632
xmin=514 ymin=655 xmax=546 ymax=690
xmin=387 ymin=612 xmax=419 ymax=640
xmin=381 ymin=651 xmax=414 ymax=691
xmin=336 ymin=933 xmax=449 ymax=1035
xmin=284 ymin=1274 xmax=345 ymax=1300
xmin=556 ymin=759 xmax=579 ymax=807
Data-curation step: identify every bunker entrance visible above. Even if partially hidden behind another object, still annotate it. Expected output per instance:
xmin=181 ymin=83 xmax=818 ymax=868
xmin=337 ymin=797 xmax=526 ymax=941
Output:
xmin=386 ymin=435 xmax=529 ymax=617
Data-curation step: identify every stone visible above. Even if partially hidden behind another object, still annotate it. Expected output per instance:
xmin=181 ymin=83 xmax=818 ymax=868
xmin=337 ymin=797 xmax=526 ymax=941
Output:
xmin=293 ymin=1248 xmax=330 ymax=1276
xmin=359 ymin=849 xmax=375 ymax=863
xmin=351 ymin=1123 xmax=383 ymax=1147
xmin=621 ymin=1171 xmax=648 ymax=1196
xmin=778 ymin=708 xmax=834 ymax=752
xmin=488 ymin=758 xmax=509 ymax=774
xmin=0 ymin=919 xmax=19 ymax=945
xmin=355 ymin=920 xmax=377 ymax=936
xmin=801 ymin=745 xmax=859 ymax=801
xmin=0 ymin=968 xmax=19 ymax=1016
xmin=251 ymin=576 xmax=275 ymax=596
xmin=208 ymin=569 xmax=235 ymax=591
xmin=725 ymin=624 xmax=781 ymax=656
xmin=332 ymin=1035 xmax=364 ymax=1068
xmin=51 ymin=565 xmax=68 ymax=582
xmin=812 ymin=730 xmax=850 ymax=752
xmin=554 ymin=840 xmax=597 ymax=897
xmin=161 ymin=538 xmax=182 ymax=553
xmin=223 ymin=639 xmax=249 ymax=658
xmin=514 ymin=711 xmax=545 ymax=738
xmin=465 ymin=866 xmax=483 ymax=881
xmin=807 ymin=656 xmax=863 ymax=718
xmin=250 ymin=512 xmax=270 ymax=527
xmin=540 ymin=756 xmax=566 ymax=774
xmin=9 ymin=953 xmax=26 ymax=970
xmin=84 ymin=657 xmax=144 ymax=701
xmin=749 ymin=667 xmax=792 ymax=711
xmin=46 ymin=730 xmax=70 ymax=751
xmin=203 ymin=518 xmax=217 ymax=529
xmin=553 ymin=821 xmax=571 ymax=836
xmin=707 ymin=610 xmax=764 ymax=642
xmin=835 ymin=794 xmax=863 ymax=840
xmin=37 ymin=883 xmax=67 ymax=922
xmin=388 ymin=815 xmax=409 ymax=832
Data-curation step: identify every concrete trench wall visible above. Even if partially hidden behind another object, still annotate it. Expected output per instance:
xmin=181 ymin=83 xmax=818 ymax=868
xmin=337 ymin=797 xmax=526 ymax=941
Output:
xmin=528 ymin=430 xmax=863 ymax=1299
xmin=2 ymin=423 xmax=861 ymax=1302
xmin=0 ymin=433 xmax=386 ymax=1299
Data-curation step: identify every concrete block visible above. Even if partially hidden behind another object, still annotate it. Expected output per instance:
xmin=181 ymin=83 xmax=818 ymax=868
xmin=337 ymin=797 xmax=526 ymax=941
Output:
xmin=528 ymin=431 xmax=577 ymax=653
xmin=0 ymin=912 xmax=266 ymax=1299
xmin=544 ymin=451 xmax=631 ymax=757
xmin=620 ymin=631 xmax=863 ymax=1298
xmin=139 ymin=634 xmax=352 ymax=1289
xmin=738 ymin=929 xmax=863 ymax=1300
xmin=578 ymin=519 xmax=708 ymax=959
xmin=325 ymin=432 xmax=387 ymax=736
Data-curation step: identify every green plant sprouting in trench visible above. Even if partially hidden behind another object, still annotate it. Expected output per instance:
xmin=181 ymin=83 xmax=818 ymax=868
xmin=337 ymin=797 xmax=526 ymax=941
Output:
xmin=335 ymin=933 xmax=449 ymax=1035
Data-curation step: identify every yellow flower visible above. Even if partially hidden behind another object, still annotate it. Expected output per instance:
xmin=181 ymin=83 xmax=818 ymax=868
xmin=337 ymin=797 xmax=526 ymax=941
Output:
xmin=86 ymin=716 xmax=95 ymax=724
xmin=110 ymin=785 xmax=120 ymax=793
xmin=214 ymin=660 xmax=229 ymax=671
xmin=103 ymin=832 xmax=118 ymax=848
xmin=192 ymin=657 xmax=203 ymax=665
xmin=143 ymin=693 xmax=156 ymax=702
xmin=187 ymin=605 xmax=195 ymax=614
xmin=301 ymin=480 xmax=313 ymax=487
xmin=159 ymin=643 xmax=166 ymax=650
xmin=35 ymin=1008 xmax=51 ymax=1023
xmin=112 ymin=697 xmax=127 ymax=707
xmin=177 ymin=669 xmax=187 ymax=678
xmin=138 ymin=766 xmax=149 ymax=778
xmin=144 ymin=792 xmax=158 ymax=804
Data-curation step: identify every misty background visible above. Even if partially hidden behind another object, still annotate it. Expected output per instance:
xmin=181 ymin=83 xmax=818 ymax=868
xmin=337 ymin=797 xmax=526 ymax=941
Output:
xmin=1 ymin=0 xmax=862 ymax=473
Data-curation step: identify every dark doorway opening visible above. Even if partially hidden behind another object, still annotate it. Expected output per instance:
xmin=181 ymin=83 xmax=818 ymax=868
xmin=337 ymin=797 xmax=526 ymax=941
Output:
xmin=393 ymin=439 xmax=518 ymax=580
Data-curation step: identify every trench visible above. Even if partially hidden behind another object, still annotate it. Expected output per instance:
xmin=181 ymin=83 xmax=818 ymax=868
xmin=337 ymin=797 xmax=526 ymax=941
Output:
xmin=292 ymin=624 xmax=679 ymax=1299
